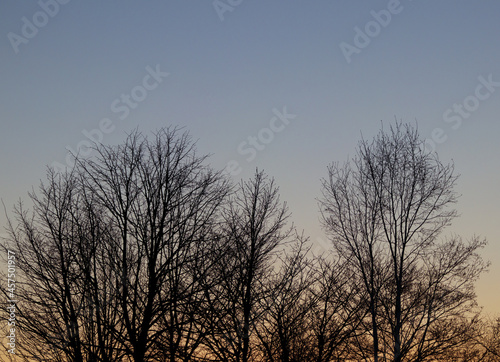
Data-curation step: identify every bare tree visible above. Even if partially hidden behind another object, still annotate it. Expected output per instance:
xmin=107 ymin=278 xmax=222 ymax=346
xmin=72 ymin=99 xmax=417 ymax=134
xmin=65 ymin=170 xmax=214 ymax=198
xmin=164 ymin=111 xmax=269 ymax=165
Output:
xmin=477 ymin=317 xmax=500 ymax=361
xmin=255 ymin=244 xmax=366 ymax=362
xmin=306 ymin=256 xmax=366 ymax=362
xmin=319 ymin=122 xmax=488 ymax=361
xmin=202 ymin=170 xmax=291 ymax=362
xmin=1 ymin=128 xmax=230 ymax=362
xmin=254 ymin=233 xmax=315 ymax=362
xmin=75 ymin=128 xmax=229 ymax=361
xmin=446 ymin=316 xmax=500 ymax=362
xmin=1 ymin=168 xmax=124 ymax=361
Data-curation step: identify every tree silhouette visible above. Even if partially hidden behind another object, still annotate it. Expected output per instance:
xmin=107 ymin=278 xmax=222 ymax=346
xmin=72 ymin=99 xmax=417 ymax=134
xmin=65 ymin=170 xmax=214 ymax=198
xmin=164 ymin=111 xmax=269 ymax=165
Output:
xmin=201 ymin=170 xmax=292 ymax=362
xmin=2 ymin=128 xmax=229 ymax=361
xmin=319 ymin=122 xmax=488 ymax=361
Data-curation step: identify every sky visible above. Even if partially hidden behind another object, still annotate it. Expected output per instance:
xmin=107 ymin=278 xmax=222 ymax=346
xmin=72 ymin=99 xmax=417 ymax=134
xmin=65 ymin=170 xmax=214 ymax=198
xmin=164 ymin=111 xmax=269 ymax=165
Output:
xmin=0 ymin=1 xmax=499 ymax=315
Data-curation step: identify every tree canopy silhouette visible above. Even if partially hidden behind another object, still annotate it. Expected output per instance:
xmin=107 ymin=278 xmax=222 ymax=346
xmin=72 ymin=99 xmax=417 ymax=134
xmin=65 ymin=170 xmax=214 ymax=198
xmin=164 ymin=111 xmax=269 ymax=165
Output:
xmin=319 ymin=122 xmax=488 ymax=361
xmin=1 ymin=123 xmax=493 ymax=362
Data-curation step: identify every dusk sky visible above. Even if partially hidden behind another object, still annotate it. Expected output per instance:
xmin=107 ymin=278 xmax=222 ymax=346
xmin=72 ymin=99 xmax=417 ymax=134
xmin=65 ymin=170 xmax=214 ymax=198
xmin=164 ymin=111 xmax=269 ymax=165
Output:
xmin=1 ymin=1 xmax=499 ymax=315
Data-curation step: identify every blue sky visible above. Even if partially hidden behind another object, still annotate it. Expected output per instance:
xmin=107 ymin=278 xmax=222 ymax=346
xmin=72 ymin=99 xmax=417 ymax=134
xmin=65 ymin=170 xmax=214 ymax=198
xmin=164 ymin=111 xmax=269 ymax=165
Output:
xmin=1 ymin=1 xmax=499 ymax=314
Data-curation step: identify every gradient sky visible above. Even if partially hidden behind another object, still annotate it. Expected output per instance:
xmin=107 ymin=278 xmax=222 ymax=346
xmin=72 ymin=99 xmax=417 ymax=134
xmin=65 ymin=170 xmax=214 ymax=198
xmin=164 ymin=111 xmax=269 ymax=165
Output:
xmin=1 ymin=1 xmax=499 ymax=315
